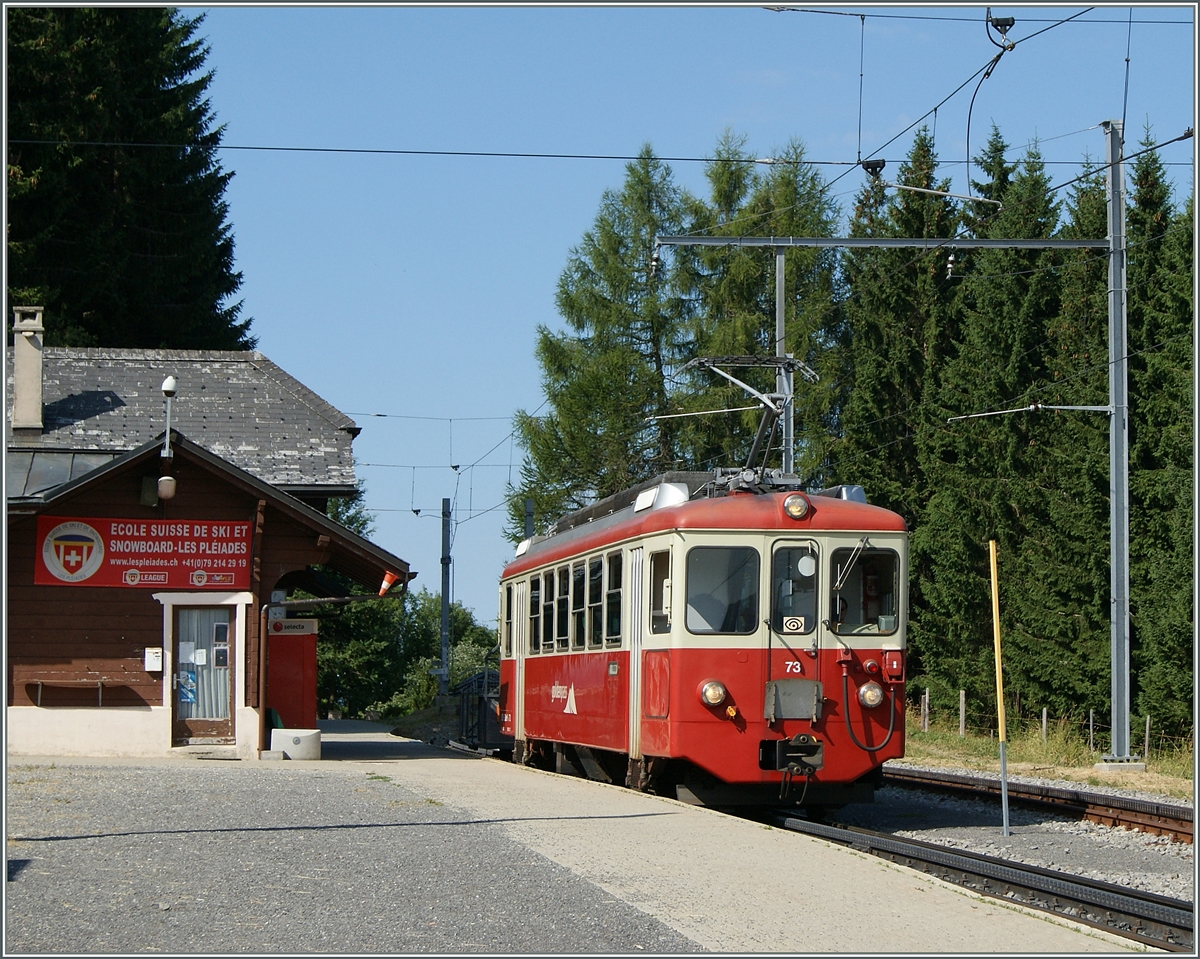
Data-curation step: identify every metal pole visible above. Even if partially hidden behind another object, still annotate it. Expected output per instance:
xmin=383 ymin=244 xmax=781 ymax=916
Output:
xmin=989 ymin=540 xmax=1010 ymax=837
xmin=959 ymin=689 xmax=966 ymax=737
xmin=1102 ymin=119 xmax=1132 ymax=762
xmin=775 ymin=248 xmax=794 ymax=475
xmin=440 ymin=497 xmax=451 ymax=697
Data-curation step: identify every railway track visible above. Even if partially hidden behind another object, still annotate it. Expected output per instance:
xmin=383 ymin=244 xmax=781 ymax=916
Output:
xmin=769 ymin=811 xmax=1195 ymax=952
xmin=882 ymin=765 xmax=1194 ymax=844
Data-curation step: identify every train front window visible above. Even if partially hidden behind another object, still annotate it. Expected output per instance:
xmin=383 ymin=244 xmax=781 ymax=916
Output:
xmin=830 ymin=546 xmax=899 ymax=634
xmin=771 ymin=543 xmax=817 ymax=634
xmin=685 ymin=546 xmax=760 ymax=635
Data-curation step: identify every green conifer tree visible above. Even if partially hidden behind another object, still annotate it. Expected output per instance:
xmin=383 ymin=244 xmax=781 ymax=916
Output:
xmin=506 ymin=147 xmax=690 ymax=537
xmin=6 ymin=7 xmax=252 ymax=348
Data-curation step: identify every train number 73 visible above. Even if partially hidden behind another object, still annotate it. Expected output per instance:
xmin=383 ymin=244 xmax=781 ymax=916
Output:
xmin=784 ymin=660 xmax=803 ymax=674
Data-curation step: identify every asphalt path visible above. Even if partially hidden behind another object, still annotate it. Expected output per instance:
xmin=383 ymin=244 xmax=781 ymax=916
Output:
xmin=5 ymin=725 xmax=1142 ymax=954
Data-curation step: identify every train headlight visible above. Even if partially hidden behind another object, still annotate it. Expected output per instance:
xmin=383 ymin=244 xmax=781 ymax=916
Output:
xmin=782 ymin=493 xmax=810 ymax=520
xmin=699 ymin=680 xmax=727 ymax=706
xmin=857 ymin=681 xmax=885 ymax=709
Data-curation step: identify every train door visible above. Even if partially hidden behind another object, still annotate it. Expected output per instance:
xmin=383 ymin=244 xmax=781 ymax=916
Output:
xmin=626 ymin=547 xmax=644 ymax=760
xmin=769 ymin=540 xmax=821 ymax=685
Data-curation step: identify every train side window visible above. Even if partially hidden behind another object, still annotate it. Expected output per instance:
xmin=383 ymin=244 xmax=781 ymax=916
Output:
xmin=605 ymin=552 xmax=622 ymax=647
xmin=830 ymin=547 xmax=900 ymax=634
xmin=587 ymin=557 xmax=603 ymax=648
xmin=649 ymin=550 xmax=671 ymax=634
xmin=504 ymin=583 xmax=513 ymax=657
xmin=556 ymin=565 xmax=570 ymax=651
xmin=771 ymin=544 xmax=817 ymax=634
xmin=686 ymin=546 xmax=760 ymax=634
xmin=571 ymin=563 xmax=586 ymax=650
xmin=528 ymin=576 xmax=541 ymax=654
xmin=542 ymin=570 xmax=556 ymax=652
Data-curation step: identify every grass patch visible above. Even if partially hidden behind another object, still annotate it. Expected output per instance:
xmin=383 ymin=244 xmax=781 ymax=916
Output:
xmin=901 ymin=711 xmax=1194 ymax=800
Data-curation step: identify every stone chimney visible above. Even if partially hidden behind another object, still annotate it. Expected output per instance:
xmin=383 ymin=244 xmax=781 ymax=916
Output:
xmin=11 ymin=305 xmax=45 ymax=434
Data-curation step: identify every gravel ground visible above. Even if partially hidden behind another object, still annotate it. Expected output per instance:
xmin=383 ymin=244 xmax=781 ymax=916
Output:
xmin=5 ymin=759 xmax=700 ymax=954
xmin=834 ymin=765 xmax=1195 ymax=904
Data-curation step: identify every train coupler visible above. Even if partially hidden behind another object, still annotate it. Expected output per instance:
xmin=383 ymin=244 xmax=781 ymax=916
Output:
xmin=759 ymin=733 xmax=824 ymax=771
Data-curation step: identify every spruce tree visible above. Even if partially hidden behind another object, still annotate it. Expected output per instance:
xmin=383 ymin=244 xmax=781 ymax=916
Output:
xmin=1126 ymin=134 xmax=1193 ymax=732
xmin=675 ymin=133 xmax=840 ymax=480
xmin=6 ymin=7 xmax=252 ymax=348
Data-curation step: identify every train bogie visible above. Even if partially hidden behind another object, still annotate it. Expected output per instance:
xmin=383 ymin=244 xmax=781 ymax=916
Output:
xmin=499 ymin=472 xmax=908 ymax=809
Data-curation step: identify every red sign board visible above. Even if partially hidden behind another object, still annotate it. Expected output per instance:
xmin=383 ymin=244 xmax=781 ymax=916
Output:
xmin=34 ymin=516 xmax=253 ymax=589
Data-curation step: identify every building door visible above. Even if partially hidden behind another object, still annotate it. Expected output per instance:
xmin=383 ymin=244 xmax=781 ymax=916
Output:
xmin=173 ymin=606 xmax=235 ymax=744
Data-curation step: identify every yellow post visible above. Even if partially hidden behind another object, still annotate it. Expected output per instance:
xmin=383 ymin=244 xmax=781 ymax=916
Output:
xmin=989 ymin=539 xmax=1011 ymax=836
xmin=989 ymin=540 xmax=1006 ymax=743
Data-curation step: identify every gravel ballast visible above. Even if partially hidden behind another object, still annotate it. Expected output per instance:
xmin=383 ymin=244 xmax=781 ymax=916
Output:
xmin=835 ymin=765 xmax=1194 ymax=904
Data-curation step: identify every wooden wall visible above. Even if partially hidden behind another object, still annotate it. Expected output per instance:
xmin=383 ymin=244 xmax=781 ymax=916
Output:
xmin=7 ymin=454 xmax=334 ymax=710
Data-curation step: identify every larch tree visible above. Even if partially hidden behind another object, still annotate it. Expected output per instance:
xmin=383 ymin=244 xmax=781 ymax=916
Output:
xmin=506 ymin=147 xmax=691 ymax=538
xmin=6 ymin=7 xmax=253 ymax=349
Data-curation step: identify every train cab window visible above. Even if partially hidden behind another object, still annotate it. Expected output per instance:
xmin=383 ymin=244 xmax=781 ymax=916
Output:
xmin=556 ymin=566 xmax=570 ymax=651
xmin=686 ymin=546 xmax=760 ymax=634
xmin=571 ymin=563 xmax=586 ymax=650
xmin=587 ymin=557 xmax=604 ymax=648
xmin=771 ymin=544 xmax=817 ymax=634
xmin=504 ymin=584 xmax=513 ymax=657
xmin=542 ymin=570 xmax=556 ymax=652
xmin=605 ymin=552 xmax=622 ymax=647
xmin=830 ymin=545 xmax=900 ymax=635
xmin=528 ymin=576 xmax=541 ymax=654
xmin=649 ymin=551 xmax=671 ymax=634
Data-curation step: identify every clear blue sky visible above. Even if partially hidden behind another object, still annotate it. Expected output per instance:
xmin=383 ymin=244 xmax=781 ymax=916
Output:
xmin=195 ymin=4 xmax=1195 ymax=620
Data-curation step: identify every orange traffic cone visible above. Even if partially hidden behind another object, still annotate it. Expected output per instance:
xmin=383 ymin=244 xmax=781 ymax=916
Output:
xmin=379 ymin=570 xmax=400 ymax=596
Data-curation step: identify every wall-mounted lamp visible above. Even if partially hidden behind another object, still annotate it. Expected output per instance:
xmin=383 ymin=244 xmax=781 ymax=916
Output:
xmin=159 ymin=375 xmax=178 ymax=500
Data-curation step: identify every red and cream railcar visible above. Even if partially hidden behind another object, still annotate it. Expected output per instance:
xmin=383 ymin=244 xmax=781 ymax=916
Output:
xmin=497 ymin=471 xmax=907 ymax=807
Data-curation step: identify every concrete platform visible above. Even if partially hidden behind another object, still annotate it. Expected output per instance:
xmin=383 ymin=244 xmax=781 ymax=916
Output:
xmin=10 ymin=724 xmax=1145 ymax=953
xmin=312 ymin=724 xmax=1139 ymax=952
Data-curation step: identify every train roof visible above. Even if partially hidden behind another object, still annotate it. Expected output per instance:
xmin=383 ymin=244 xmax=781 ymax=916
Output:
xmin=503 ymin=471 xmax=907 ymax=579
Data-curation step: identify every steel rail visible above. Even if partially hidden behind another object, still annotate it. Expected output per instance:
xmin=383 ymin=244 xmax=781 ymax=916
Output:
xmin=770 ymin=812 xmax=1194 ymax=952
xmin=882 ymin=766 xmax=1193 ymax=844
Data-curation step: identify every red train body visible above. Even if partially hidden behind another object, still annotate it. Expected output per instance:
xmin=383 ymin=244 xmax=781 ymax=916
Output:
xmin=497 ymin=471 xmax=908 ymax=808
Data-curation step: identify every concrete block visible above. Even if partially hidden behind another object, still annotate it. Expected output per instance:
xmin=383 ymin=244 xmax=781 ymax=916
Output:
xmin=1093 ymin=761 xmax=1147 ymax=772
xmin=271 ymin=728 xmax=321 ymax=760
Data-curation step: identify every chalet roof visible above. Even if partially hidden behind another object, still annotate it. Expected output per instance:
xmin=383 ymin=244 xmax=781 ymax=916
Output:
xmin=6 ymin=349 xmax=359 ymax=498
xmin=9 ymin=431 xmax=412 ymax=593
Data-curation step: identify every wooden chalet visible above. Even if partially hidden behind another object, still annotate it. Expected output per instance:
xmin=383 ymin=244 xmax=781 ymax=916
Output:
xmin=6 ymin=308 xmax=412 ymax=758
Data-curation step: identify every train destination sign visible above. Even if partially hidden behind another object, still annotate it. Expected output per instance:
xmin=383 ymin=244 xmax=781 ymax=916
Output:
xmin=34 ymin=516 xmax=253 ymax=589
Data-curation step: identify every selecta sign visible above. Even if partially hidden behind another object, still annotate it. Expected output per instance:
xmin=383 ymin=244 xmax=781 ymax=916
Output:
xmin=34 ymin=516 xmax=253 ymax=589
